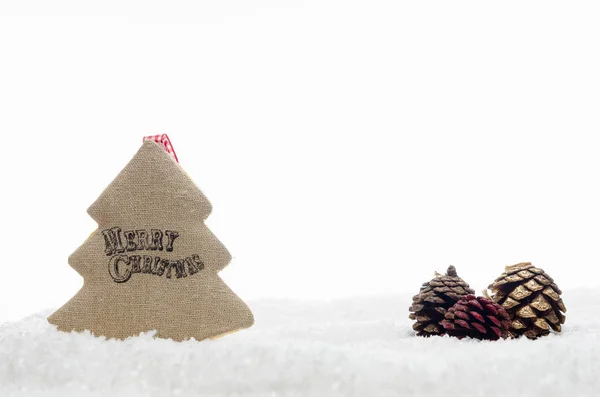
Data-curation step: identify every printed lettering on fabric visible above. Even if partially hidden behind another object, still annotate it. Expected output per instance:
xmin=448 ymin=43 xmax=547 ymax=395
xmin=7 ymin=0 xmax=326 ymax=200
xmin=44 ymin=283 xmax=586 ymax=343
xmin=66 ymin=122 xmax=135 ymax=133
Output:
xmin=101 ymin=227 xmax=205 ymax=283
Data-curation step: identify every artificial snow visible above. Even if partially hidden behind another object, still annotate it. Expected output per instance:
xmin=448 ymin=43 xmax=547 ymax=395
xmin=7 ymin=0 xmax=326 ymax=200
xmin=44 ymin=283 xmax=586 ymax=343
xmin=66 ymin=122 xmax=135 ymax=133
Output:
xmin=1 ymin=289 xmax=599 ymax=397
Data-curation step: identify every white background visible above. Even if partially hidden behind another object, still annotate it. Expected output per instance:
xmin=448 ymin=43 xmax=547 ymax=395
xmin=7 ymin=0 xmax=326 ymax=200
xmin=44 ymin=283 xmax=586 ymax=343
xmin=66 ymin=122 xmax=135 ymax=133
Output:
xmin=1 ymin=1 xmax=599 ymax=321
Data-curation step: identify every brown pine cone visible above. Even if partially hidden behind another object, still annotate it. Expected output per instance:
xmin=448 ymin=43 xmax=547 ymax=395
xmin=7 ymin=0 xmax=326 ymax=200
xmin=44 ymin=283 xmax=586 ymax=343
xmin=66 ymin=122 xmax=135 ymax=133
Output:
xmin=409 ymin=265 xmax=475 ymax=336
xmin=440 ymin=294 xmax=510 ymax=340
xmin=488 ymin=262 xmax=566 ymax=339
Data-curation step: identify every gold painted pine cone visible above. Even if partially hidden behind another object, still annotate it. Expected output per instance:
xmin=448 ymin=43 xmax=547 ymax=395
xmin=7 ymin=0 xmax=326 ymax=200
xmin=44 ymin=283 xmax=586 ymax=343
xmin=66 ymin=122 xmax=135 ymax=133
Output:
xmin=487 ymin=262 xmax=566 ymax=339
xmin=409 ymin=265 xmax=475 ymax=336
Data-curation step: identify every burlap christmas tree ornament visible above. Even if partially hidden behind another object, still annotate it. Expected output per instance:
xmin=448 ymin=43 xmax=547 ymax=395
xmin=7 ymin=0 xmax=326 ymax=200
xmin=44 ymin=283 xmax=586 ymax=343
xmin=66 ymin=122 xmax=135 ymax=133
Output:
xmin=48 ymin=137 xmax=254 ymax=341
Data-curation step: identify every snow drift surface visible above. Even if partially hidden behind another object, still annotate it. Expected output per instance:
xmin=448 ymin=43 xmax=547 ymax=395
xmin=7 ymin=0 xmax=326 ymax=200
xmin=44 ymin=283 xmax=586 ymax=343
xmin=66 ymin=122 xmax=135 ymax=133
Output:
xmin=1 ymin=290 xmax=599 ymax=397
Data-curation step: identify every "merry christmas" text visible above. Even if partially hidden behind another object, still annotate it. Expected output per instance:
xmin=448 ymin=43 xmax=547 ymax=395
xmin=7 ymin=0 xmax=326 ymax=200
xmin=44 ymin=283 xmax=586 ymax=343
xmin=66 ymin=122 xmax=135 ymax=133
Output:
xmin=101 ymin=227 xmax=204 ymax=283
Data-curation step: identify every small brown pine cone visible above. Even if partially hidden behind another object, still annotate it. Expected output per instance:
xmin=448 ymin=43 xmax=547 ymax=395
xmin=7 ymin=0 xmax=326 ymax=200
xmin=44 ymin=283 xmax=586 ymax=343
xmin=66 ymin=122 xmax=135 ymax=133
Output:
xmin=441 ymin=295 xmax=510 ymax=340
xmin=488 ymin=262 xmax=566 ymax=339
xmin=409 ymin=265 xmax=475 ymax=336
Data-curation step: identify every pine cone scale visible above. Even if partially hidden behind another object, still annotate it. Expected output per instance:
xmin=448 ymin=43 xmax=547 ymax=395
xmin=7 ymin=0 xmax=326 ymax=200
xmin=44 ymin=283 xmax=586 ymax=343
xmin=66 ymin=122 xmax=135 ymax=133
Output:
xmin=511 ymin=319 xmax=526 ymax=329
xmin=483 ymin=303 xmax=499 ymax=315
xmin=455 ymin=310 xmax=470 ymax=320
xmin=409 ymin=303 xmax=425 ymax=312
xmin=516 ymin=305 xmax=536 ymax=318
xmin=542 ymin=287 xmax=560 ymax=301
xmin=434 ymin=307 xmax=447 ymax=315
xmin=501 ymin=297 xmax=520 ymax=309
xmin=415 ymin=314 xmax=432 ymax=322
xmin=490 ymin=327 xmax=503 ymax=339
xmin=508 ymin=285 xmax=532 ymax=300
xmin=534 ymin=275 xmax=552 ymax=285
xmin=505 ymin=262 xmax=533 ymax=275
xmin=534 ymin=318 xmax=550 ymax=331
xmin=487 ymin=315 xmax=501 ymax=327
xmin=517 ymin=270 xmax=535 ymax=279
xmin=423 ymin=324 xmax=440 ymax=334
xmin=455 ymin=319 xmax=471 ymax=329
xmin=530 ymin=295 xmax=551 ymax=312
xmin=523 ymin=279 xmax=544 ymax=292
xmin=424 ymin=295 xmax=446 ymax=304
xmin=470 ymin=311 xmax=485 ymax=323
xmin=444 ymin=292 xmax=463 ymax=301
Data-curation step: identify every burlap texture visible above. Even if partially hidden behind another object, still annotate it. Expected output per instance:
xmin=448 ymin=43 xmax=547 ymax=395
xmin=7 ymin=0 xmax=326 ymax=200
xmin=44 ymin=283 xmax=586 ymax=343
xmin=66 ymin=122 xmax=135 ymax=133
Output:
xmin=48 ymin=140 xmax=254 ymax=341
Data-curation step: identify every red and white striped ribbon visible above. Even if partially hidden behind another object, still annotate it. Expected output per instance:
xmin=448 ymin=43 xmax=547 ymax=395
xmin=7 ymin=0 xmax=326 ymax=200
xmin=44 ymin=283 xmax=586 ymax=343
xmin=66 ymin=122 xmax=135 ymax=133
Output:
xmin=143 ymin=134 xmax=179 ymax=163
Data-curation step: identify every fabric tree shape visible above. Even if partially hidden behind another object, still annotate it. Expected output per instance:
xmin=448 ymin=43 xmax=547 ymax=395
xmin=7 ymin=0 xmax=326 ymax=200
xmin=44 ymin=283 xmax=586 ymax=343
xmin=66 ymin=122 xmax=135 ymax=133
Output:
xmin=48 ymin=140 xmax=254 ymax=341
